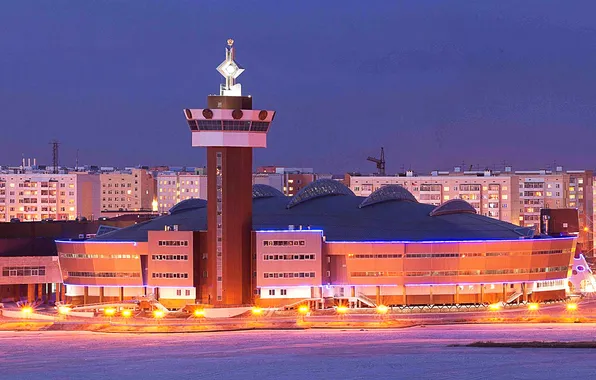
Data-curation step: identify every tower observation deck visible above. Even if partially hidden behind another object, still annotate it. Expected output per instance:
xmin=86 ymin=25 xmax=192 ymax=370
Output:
xmin=183 ymin=39 xmax=276 ymax=306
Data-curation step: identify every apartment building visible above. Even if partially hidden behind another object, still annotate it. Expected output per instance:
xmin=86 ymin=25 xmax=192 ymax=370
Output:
xmin=347 ymin=167 xmax=594 ymax=253
xmin=100 ymin=169 xmax=156 ymax=214
xmin=156 ymin=172 xmax=285 ymax=213
xmin=156 ymin=172 xmax=208 ymax=214
xmin=256 ymin=166 xmax=316 ymax=196
xmin=348 ymin=170 xmax=520 ymax=224
xmin=0 ymin=173 xmax=100 ymax=222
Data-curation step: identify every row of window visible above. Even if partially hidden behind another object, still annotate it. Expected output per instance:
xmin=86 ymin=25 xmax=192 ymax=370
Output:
xmin=157 ymin=240 xmax=189 ymax=246
xmin=151 ymin=254 xmax=189 ymax=261
xmin=263 ymin=272 xmax=316 ymax=279
xmin=2 ymin=266 xmax=46 ymax=277
xmin=536 ymin=279 xmax=565 ymax=288
xmin=67 ymin=271 xmax=140 ymax=278
xmin=349 ymin=254 xmax=404 ymax=259
xmin=151 ymin=272 xmax=189 ymax=279
xmin=263 ymin=254 xmax=315 ymax=261
xmin=351 ymin=266 xmax=569 ymax=277
xmin=262 ymin=240 xmax=306 ymax=247
xmin=347 ymin=250 xmax=570 ymax=260
xmin=60 ymin=253 xmax=140 ymax=259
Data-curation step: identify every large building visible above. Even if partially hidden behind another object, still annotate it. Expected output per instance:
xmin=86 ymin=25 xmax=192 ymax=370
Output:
xmin=55 ymin=181 xmax=577 ymax=309
xmin=257 ymin=166 xmax=316 ymax=196
xmin=0 ymin=173 xmax=100 ymax=222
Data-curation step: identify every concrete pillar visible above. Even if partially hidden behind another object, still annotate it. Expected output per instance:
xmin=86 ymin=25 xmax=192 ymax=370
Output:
xmin=119 ymin=287 xmax=124 ymax=302
xmin=429 ymin=285 xmax=434 ymax=305
xmin=37 ymin=283 xmax=43 ymax=301
xmin=480 ymin=284 xmax=484 ymax=304
xmin=99 ymin=287 xmax=104 ymax=303
xmin=42 ymin=284 xmax=48 ymax=303
xmin=375 ymin=286 xmax=381 ymax=305
xmin=83 ymin=286 xmax=89 ymax=305
xmin=402 ymin=286 xmax=407 ymax=306
xmin=350 ymin=286 xmax=356 ymax=298
xmin=155 ymin=287 xmax=160 ymax=300
xmin=454 ymin=285 xmax=459 ymax=304
xmin=13 ymin=284 xmax=20 ymax=302
xmin=27 ymin=284 xmax=35 ymax=303
xmin=522 ymin=283 xmax=528 ymax=303
xmin=502 ymin=283 xmax=507 ymax=303
xmin=55 ymin=283 xmax=61 ymax=303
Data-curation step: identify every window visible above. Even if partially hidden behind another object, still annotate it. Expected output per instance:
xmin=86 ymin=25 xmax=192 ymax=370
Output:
xmin=280 ymin=289 xmax=287 ymax=296
xmin=268 ymin=289 xmax=275 ymax=296
xmin=262 ymin=240 xmax=306 ymax=247
xmin=176 ymin=289 xmax=182 ymax=296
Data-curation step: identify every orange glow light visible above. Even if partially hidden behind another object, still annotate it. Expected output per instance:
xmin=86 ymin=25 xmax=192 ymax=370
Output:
xmin=121 ymin=309 xmax=132 ymax=318
xmin=194 ymin=309 xmax=206 ymax=317
xmin=528 ymin=303 xmax=539 ymax=311
xmin=298 ymin=305 xmax=310 ymax=315
xmin=336 ymin=305 xmax=348 ymax=314
xmin=104 ymin=308 xmax=116 ymax=317
xmin=376 ymin=305 xmax=389 ymax=314
xmin=566 ymin=303 xmax=578 ymax=312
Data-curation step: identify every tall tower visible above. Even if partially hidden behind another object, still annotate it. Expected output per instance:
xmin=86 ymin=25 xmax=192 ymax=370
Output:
xmin=183 ymin=39 xmax=276 ymax=306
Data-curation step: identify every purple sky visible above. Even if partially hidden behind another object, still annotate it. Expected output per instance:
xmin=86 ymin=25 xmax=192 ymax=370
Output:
xmin=1 ymin=1 xmax=595 ymax=174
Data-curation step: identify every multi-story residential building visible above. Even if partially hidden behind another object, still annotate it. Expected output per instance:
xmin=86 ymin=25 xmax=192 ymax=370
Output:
xmin=156 ymin=172 xmax=208 ymax=214
xmin=347 ymin=167 xmax=594 ymax=255
xmin=156 ymin=172 xmax=285 ymax=214
xmin=257 ymin=166 xmax=316 ymax=196
xmin=100 ymin=169 xmax=156 ymax=214
xmin=0 ymin=173 xmax=100 ymax=222
xmin=348 ymin=169 xmax=520 ymax=224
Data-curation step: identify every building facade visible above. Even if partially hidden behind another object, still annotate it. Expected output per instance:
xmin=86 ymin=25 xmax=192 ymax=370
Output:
xmin=100 ymin=168 xmax=156 ymax=215
xmin=0 ymin=173 xmax=100 ymax=222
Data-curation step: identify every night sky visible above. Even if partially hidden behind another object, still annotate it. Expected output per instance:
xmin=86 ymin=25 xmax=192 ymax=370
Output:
xmin=1 ymin=1 xmax=595 ymax=174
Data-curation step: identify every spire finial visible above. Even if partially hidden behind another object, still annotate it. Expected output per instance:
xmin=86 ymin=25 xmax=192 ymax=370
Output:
xmin=217 ymin=38 xmax=244 ymax=96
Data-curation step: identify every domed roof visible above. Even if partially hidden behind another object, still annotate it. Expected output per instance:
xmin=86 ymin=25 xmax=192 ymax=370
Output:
xmin=430 ymin=199 xmax=477 ymax=217
xmin=287 ymin=179 xmax=354 ymax=209
xmin=359 ymin=184 xmax=417 ymax=208
xmin=169 ymin=198 xmax=207 ymax=214
xmin=253 ymin=184 xmax=285 ymax=199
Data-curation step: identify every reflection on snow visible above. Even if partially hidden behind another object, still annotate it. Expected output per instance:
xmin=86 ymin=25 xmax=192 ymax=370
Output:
xmin=1 ymin=324 xmax=595 ymax=380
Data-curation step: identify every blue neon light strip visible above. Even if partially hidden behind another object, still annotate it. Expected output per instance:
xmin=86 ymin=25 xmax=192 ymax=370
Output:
xmin=256 ymin=278 xmax=568 ymax=288
xmin=56 ymin=240 xmax=139 ymax=245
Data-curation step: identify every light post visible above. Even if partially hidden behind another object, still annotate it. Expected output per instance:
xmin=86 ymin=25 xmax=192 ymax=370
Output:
xmin=21 ymin=306 xmax=33 ymax=320
xmin=336 ymin=305 xmax=348 ymax=321
xmin=376 ymin=304 xmax=389 ymax=320
xmin=298 ymin=305 xmax=309 ymax=322
xmin=566 ymin=303 xmax=578 ymax=312
xmin=193 ymin=308 xmax=206 ymax=322
xmin=251 ymin=306 xmax=263 ymax=323
xmin=58 ymin=306 xmax=71 ymax=320
xmin=104 ymin=307 xmax=116 ymax=323
xmin=153 ymin=309 xmax=165 ymax=325
xmin=121 ymin=309 xmax=132 ymax=324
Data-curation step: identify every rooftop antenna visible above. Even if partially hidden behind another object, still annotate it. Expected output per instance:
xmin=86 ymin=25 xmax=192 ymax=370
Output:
xmin=50 ymin=140 xmax=59 ymax=174
xmin=367 ymin=147 xmax=386 ymax=176
xmin=75 ymin=149 xmax=79 ymax=171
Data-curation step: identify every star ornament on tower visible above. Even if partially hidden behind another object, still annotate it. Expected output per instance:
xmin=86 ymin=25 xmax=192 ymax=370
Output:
xmin=217 ymin=40 xmax=244 ymax=80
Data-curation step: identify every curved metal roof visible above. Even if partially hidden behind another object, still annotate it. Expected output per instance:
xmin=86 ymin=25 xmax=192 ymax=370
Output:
xmin=287 ymin=179 xmax=354 ymax=209
xmin=359 ymin=184 xmax=417 ymax=208
xmin=252 ymin=184 xmax=285 ymax=199
xmin=430 ymin=199 xmax=477 ymax=217
xmin=169 ymin=198 xmax=207 ymax=214
xmin=93 ymin=191 xmax=534 ymax=243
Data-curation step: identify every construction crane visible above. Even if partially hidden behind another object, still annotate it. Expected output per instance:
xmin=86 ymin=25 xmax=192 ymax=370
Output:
xmin=367 ymin=147 xmax=386 ymax=176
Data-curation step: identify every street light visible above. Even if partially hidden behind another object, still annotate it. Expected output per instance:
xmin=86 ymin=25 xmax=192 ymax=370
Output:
xmin=528 ymin=303 xmax=540 ymax=312
xmin=22 ymin=306 xmax=33 ymax=319
xmin=121 ymin=309 xmax=132 ymax=318
xmin=566 ymin=303 xmax=578 ymax=312
xmin=104 ymin=307 xmax=116 ymax=323
xmin=336 ymin=305 xmax=348 ymax=319
xmin=298 ymin=305 xmax=309 ymax=322
xmin=153 ymin=309 xmax=165 ymax=324
xmin=376 ymin=305 xmax=389 ymax=315
xmin=488 ymin=303 xmax=501 ymax=311
xmin=58 ymin=306 xmax=71 ymax=319
xmin=194 ymin=309 xmax=206 ymax=321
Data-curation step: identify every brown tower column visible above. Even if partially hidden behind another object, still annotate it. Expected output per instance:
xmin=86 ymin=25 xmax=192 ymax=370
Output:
xmin=207 ymin=146 xmax=253 ymax=305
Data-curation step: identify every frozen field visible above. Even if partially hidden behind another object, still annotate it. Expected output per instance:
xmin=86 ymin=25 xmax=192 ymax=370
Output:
xmin=0 ymin=324 xmax=595 ymax=380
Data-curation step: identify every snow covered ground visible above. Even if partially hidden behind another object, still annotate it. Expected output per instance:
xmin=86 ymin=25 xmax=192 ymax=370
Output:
xmin=0 ymin=324 xmax=594 ymax=380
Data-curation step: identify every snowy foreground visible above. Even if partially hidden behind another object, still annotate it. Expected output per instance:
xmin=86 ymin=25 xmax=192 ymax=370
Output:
xmin=0 ymin=324 xmax=595 ymax=380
